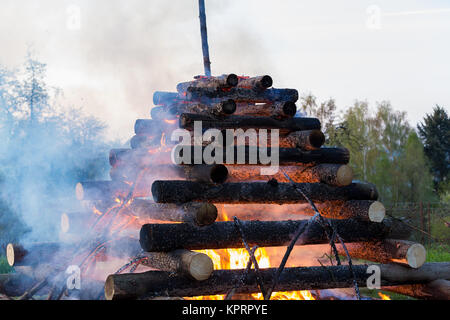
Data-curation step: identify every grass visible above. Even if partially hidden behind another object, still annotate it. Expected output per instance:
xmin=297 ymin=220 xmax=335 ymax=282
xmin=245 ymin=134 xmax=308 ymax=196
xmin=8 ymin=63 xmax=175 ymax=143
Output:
xmin=0 ymin=256 xmax=13 ymax=274
xmin=426 ymin=243 xmax=450 ymax=262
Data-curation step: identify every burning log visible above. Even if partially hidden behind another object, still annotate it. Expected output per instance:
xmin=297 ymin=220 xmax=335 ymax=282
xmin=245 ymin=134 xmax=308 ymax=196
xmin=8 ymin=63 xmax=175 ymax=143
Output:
xmin=236 ymin=75 xmax=273 ymax=90
xmin=179 ymin=113 xmax=320 ymax=132
xmin=141 ymin=249 xmax=214 ymax=281
xmin=6 ymin=243 xmax=61 ymax=267
xmin=130 ymin=134 xmax=161 ymax=149
xmin=75 ymin=181 xmax=132 ymax=201
xmin=151 ymin=180 xmax=378 ymax=204
xmin=176 ymin=74 xmax=239 ymax=93
xmin=167 ymin=99 xmax=237 ymax=116
xmin=129 ymin=199 xmax=218 ymax=226
xmin=383 ymin=279 xmax=450 ymax=300
xmin=153 ymin=91 xmax=181 ymax=106
xmin=282 ymin=130 xmax=325 ymax=150
xmin=134 ymin=119 xmax=176 ymax=135
xmin=223 ymin=200 xmax=385 ymax=222
xmin=109 ymin=148 xmax=173 ymax=168
xmin=234 ymin=102 xmax=297 ymax=119
xmin=104 ymin=262 xmax=450 ymax=300
xmin=337 ymin=240 xmax=427 ymax=268
xmin=185 ymin=87 xmax=299 ymax=103
xmin=139 ymin=218 xmax=408 ymax=252
xmin=150 ymin=106 xmax=176 ymax=120
xmin=226 ymin=164 xmax=353 ymax=186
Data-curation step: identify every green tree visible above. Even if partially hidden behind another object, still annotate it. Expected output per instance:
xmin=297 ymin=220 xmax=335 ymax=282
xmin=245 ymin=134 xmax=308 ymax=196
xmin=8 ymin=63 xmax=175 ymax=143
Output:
xmin=417 ymin=105 xmax=450 ymax=194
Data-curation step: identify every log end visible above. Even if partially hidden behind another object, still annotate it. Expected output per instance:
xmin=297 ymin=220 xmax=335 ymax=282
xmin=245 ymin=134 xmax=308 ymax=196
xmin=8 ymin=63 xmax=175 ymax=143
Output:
xmin=260 ymin=75 xmax=273 ymax=88
xmin=282 ymin=101 xmax=297 ymax=117
xmin=75 ymin=182 xmax=84 ymax=201
xmin=226 ymin=74 xmax=239 ymax=87
xmin=104 ymin=275 xmax=116 ymax=300
xmin=189 ymin=252 xmax=214 ymax=281
xmin=195 ymin=203 xmax=218 ymax=226
xmin=406 ymin=243 xmax=427 ymax=269
xmin=210 ymin=164 xmax=229 ymax=184
xmin=222 ymin=99 xmax=237 ymax=115
xmin=309 ymin=130 xmax=325 ymax=149
xmin=368 ymin=201 xmax=386 ymax=223
xmin=336 ymin=165 xmax=354 ymax=186
xmin=60 ymin=213 xmax=70 ymax=233
xmin=6 ymin=243 xmax=15 ymax=267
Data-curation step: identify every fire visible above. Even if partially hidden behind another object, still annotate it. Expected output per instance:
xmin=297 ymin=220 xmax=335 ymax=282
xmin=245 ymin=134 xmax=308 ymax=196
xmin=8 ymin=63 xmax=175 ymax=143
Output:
xmin=186 ymin=207 xmax=315 ymax=300
xmin=378 ymin=292 xmax=391 ymax=300
xmin=164 ymin=119 xmax=177 ymax=125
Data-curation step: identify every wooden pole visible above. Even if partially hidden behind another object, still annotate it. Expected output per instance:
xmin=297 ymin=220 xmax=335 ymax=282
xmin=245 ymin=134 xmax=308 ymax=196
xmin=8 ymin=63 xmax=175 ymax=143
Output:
xmin=198 ymin=0 xmax=211 ymax=76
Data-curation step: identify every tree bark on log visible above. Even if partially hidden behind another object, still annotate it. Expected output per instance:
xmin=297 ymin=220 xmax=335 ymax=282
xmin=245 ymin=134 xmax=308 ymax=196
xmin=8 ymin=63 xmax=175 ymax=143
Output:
xmin=129 ymin=200 xmax=218 ymax=226
xmin=234 ymin=101 xmax=297 ymax=119
xmin=141 ymin=249 xmax=214 ymax=281
xmin=337 ymin=239 xmax=427 ymax=268
xmin=167 ymin=99 xmax=237 ymax=116
xmin=383 ymin=279 xmax=450 ymax=300
xmin=226 ymin=164 xmax=353 ymax=186
xmin=185 ymin=87 xmax=299 ymax=103
xmin=171 ymin=146 xmax=350 ymax=165
xmin=139 ymin=218 xmax=408 ymax=252
xmin=282 ymin=130 xmax=325 ymax=150
xmin=134 ymin=118 xmax=177 ymax=135
xmin=176 ymin=74 xmax=239 ymax=93
xmin=179 ymin=113 xmax=320 ymax=132
xmin=236 ymin=75 xmax=273 ymax=90
xmin=6 ymin=243 xmax=61 ymax=267
xmin=151 ymin=180 xmax=378 ymax=204
xmin=221 ymin=200 xmax=385 ymax=222
xmin=182 ymin=164 xmax=229 ymax=184
xmin=104 ymin=262 xmax=449 ymax=300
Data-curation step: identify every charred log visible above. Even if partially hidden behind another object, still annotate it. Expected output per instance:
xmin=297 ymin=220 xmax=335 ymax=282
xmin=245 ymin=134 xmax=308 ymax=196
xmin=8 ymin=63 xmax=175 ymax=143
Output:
xmin=234 ymin=101 xmax=297 ymax=119
xmin=151 ymin=180 xmax=378 ymax=204
xmin=236 ymin=75 xmax=273 ymax=90
xmin=104 ymin=262 xmax=449 ymax=300
xmin=185 ymin=87 xmax=299 ymax=103
xmin=383 ymin=279 xmax=450 ymax=300
xmin=176 ymin=74 xmax=239 ymax=93
xmin=139 ymin=218 xmax=408 ymax=252
xmin=6 ymin=243 xmax=62 ymax=267
xmin=129 ymin=200 xmax=218 ymax=226
xmin=167 ymin=99 xmax=236 ymax=116
xmin=283 ymin=130 xmax=325 ymax=150
xmin=141 ymin=249 xmax=214 ymax=281
xmin=179 ymin=113 xmax=320 ymax=132
xmin=337 ymin=239 xmax=427 ymax=268
xmin=226 ymin=164 xmax=353 ymax=186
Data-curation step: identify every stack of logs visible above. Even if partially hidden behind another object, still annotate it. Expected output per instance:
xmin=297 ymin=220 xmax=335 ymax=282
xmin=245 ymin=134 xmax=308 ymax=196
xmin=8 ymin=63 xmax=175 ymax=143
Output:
xmin=2 ymin=74 xmax=449 ymax=300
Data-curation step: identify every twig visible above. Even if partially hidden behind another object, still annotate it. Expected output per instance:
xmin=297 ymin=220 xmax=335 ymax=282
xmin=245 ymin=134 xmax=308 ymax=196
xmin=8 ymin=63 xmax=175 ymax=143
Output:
xmin=233 ymin=216 xmax=267 ymax=298
xmin=225 ymin=246 xmax=258 ymax=300
xmin=19 ymin=278 xmax=48 ymax=300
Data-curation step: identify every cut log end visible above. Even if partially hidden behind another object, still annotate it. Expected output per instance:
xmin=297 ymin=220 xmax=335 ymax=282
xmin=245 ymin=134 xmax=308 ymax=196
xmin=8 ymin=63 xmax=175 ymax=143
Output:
xmin=60 ymin=213 xmax=69 ymax=233
xmin=368 ymin=201 xmax=386 ymax=223
xmin=75 ymin=182 xmax=84 ymax=201
xmin=6 ymin=243 xmax=15 ymax=267
xmin=260 ymin=75 xmax=273 ymax=88
xmin=195 ymin=203 xmax=218 ymax=226
xmin=188 ymin=252 xmax=214 ymax=281
xmin=222 ymin=99 xmax=237 ymax=115
xmin=282 ymin=101 xmax=297 ymax=117
xmin=104 ymin=275 xmax=115 ymax=301
xmin=226 ymin=74 xmax=239 ymax=87
xmin=406 ymin=243 xmax=427 ymax=269
xmin=336 ymin=165 xmax=354 ymax=186
xmin=309 ymin=130 xmax=325 ymax=149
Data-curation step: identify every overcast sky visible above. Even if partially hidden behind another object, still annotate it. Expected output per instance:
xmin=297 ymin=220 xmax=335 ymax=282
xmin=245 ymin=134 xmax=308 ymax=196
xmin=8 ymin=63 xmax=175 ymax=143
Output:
xmin=1 ymin=0 xmax=449 ymax=141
